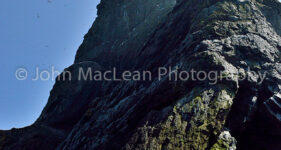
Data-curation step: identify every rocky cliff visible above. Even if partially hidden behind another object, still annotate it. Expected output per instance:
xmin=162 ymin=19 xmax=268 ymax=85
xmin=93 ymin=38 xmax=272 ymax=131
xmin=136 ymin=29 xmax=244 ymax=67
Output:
xmin=1 ymin=0 xmax=281 ymax=149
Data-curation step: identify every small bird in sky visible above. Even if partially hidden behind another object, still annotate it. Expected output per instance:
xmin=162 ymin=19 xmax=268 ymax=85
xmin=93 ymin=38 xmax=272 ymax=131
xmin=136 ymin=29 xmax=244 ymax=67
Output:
xmin=47 ymin=0 xmax=52 ymax=3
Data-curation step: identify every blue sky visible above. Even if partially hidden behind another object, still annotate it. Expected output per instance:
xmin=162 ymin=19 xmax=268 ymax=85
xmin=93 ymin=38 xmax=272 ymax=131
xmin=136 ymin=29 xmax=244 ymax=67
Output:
xmin=0 ymin=0 xmax=100 ymax=130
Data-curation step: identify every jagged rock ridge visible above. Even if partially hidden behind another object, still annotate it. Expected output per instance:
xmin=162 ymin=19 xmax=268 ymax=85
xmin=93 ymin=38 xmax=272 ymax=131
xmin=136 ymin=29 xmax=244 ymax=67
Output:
xmin=1 ymin=0 xmax=281 ymax=150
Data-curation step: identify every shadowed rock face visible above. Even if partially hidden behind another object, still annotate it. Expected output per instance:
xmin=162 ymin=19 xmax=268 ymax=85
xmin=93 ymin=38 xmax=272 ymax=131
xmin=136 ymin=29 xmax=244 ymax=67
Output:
xmin=1 ymin=0 xmax=281 ymax=150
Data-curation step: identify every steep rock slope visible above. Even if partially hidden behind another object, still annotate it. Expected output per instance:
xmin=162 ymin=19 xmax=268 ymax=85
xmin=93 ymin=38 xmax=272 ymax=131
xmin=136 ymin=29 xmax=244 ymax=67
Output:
xmin=1 ymin=0 xmax=281 ymax=150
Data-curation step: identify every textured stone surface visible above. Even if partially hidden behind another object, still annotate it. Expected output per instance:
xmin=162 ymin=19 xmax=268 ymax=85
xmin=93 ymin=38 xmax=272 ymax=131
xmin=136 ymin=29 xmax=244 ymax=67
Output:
xmin=211 ymin=130 xmax=237 ymax=150
xmin=1 ymin=0 xmax=281 ymax=150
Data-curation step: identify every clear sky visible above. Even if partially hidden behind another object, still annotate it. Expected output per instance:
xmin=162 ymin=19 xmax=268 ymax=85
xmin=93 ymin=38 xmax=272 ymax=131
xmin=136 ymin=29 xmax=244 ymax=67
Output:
xmin=0 ymin=0 xmax=100 ymax=130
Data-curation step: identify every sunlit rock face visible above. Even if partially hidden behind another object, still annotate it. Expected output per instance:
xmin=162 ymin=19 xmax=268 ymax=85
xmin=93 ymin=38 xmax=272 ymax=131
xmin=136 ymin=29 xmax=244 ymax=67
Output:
xmin=1 ymin=0 xmax=281 ymax=150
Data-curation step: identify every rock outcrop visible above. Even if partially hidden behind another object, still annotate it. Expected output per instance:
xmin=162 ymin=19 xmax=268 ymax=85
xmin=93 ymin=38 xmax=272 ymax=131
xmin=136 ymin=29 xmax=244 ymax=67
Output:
xmin=1 ymin=0 xmax=281 ymax=149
